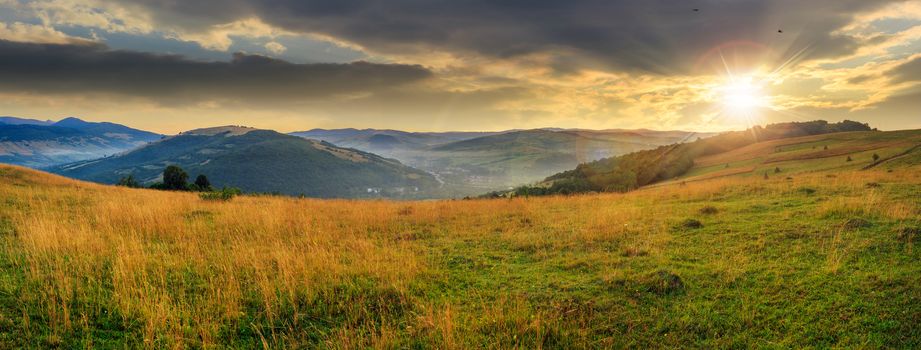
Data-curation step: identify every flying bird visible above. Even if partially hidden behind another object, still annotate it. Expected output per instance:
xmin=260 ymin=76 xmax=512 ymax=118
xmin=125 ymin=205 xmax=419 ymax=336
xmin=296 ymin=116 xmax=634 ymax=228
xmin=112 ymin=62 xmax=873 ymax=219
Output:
xmin=693 ymin=8 xmax=699 ymax=12
xmin=778 ymin=29 xmax=783 ymax=33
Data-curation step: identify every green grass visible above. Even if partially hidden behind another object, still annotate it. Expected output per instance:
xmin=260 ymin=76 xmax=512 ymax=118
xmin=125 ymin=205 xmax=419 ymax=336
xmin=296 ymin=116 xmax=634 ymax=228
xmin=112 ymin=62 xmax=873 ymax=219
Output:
xmin=0 ymin=164 xmax=919 ymax=348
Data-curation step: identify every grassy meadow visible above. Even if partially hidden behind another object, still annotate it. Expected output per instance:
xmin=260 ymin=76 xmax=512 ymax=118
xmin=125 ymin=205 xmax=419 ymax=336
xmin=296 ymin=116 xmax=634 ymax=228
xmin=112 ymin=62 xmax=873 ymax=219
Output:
xmin=0 ymin=163 xmax=919 ymax=348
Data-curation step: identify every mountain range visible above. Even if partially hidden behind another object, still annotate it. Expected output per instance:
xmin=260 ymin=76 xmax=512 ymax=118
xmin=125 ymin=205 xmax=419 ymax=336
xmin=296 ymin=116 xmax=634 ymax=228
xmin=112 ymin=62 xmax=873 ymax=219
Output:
xmin=0 ymin=117 xmax=162 ymax=168
xmin=292 ymin=128 xmax=712 ymax=194
xmin=51 ymin=126 xmax=440 ymax=198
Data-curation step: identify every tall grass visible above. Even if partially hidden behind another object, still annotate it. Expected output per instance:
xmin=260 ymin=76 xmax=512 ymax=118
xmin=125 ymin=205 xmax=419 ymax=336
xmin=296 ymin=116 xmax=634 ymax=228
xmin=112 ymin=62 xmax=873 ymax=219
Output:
xmin=0 ymin=165 xmax=919 ymax=348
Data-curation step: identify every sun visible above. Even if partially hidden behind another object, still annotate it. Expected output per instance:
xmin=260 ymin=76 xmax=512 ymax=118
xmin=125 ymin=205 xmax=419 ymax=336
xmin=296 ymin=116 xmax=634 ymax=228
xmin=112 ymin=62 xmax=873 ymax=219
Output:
xmin=716 ymin=76 xmax=770 ymax=119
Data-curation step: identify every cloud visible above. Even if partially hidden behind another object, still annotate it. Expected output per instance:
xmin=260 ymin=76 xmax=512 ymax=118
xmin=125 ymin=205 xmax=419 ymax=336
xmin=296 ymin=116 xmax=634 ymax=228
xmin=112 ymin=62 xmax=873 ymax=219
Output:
xmin=0 ymin=39 xmax=433 ymax=104
xmin=86 ymin=0 xmax=901 ymax=74
xmin=264 ymin=41 xmax=286 ymax=55
xmin=0 ymin=21 xmax=92 ymax=44
xmin=889 ymin=55 xmax=921 ymax=82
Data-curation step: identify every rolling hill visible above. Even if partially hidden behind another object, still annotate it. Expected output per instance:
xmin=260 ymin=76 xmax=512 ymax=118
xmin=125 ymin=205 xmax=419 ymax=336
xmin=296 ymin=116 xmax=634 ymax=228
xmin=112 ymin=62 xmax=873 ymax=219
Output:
xmin=50 ymin=126 xmax=440 ymax=198
xmin=1 ymin=146 xmax=918 ymax=347
xmin=0 ymin=116 xmax=53 ymax=125
xmin=516 ymin=120 xmax=911 ymax=195
xmin=294 ymin=128 xmax=709 ymax=194
xmin=0 ymin=117 xmax=162 ymax=168
xmin=290 ymin=128 xmax=499 ymax=151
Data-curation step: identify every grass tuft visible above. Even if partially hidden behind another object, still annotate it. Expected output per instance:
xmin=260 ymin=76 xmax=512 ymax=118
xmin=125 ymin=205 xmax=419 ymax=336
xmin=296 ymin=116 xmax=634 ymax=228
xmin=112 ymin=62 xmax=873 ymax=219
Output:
xmin=677 ymin=218 xmax=703 ymax=229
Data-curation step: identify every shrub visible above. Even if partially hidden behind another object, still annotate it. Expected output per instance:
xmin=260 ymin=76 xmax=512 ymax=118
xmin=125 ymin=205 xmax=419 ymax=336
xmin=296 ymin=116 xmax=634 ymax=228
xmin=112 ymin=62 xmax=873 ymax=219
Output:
xmin=872 ymin=153 xmax=880 ymax=162
xmin=774 ymin=167 xmax=781 ymax=173
xmin=116 ymin=175 xmax=142 ymax=188
xmin=200 ymin=187 xmax=242 ymax=201
xmin=194 ymin=175 xmax=212 ymax=192
xmin=846 ymin=156 xmax=853 ymax=162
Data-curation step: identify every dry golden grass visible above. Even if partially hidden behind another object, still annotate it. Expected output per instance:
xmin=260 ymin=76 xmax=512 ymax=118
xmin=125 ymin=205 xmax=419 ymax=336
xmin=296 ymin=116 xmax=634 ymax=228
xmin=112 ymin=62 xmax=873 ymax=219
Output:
xmin=0 ymin=164 xmax=919 ymax=348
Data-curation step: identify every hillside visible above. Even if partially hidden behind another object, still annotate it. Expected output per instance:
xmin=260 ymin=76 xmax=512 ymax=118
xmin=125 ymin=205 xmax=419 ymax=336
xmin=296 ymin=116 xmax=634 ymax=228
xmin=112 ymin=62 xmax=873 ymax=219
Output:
xmin=295 ymin=128 xmax=708 ymax=195
xmin=529 ymin=120 xmax=879 ymax=195
xmin=290 ymin=128 xmax=498 ymax=151
xmin=50 ymin=126 xmax=440 ymax=198
xmin=651 ymin=128 xmax=921 ymax=187
xmin=0 ymin=117 xmax=162 ymax=168
xmin=0 ymin=160 xmax=919 ymax=348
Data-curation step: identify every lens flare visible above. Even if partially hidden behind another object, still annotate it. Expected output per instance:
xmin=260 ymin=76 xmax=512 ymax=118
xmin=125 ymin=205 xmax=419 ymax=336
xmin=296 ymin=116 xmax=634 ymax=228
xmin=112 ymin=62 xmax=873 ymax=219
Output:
xmin=717 ymin=76 xmax=769 ymax=119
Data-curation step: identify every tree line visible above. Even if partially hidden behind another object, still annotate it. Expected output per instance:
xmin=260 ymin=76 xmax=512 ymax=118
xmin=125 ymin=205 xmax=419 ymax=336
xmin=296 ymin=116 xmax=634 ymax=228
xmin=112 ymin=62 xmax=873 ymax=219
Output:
xmin=116 ymin=165 xmax=241 ymax=200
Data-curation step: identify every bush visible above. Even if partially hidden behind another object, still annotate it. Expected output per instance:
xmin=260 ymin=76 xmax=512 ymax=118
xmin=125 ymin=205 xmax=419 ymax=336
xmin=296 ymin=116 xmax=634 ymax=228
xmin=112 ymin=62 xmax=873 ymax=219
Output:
xmin=194 ymin=175 xmax=212 ymax=192
xmin=116 ymin=175 xmax=142 ymax=188
xmin=163 ymin=165 xmax=189 ymax=190
xmin=200 ymin=187 xmax=242 ymax=201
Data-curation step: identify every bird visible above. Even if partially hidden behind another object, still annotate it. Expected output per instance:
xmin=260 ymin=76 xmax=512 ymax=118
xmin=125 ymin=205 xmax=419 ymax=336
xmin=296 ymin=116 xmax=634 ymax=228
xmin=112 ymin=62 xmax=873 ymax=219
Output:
xmin=778 ymin=29 xmax=783 ymax=33
xmin=693 ymin=8 xmax=699 ymax=12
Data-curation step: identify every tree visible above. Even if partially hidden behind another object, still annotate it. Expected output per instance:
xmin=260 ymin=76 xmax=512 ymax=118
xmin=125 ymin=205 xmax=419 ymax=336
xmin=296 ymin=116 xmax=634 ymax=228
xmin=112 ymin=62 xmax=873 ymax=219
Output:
xmin=163 ymin=165 xmax=189 ymax=190
xmin=823 ymin=145 xmax=828 ymax=150
xmin=872 ymin=153 xmax=880 ymax=162
xmin=194 ymin=174 xmax=212 ymax=191
xmin=846 ymin=156 xmax=853 ymax=162
xmin=116 ymin=175 xmax=141 ymax=188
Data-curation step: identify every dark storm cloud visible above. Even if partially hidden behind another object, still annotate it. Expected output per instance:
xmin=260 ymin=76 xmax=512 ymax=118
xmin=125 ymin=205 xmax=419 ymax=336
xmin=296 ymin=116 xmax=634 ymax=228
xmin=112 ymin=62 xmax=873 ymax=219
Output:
xmin=0 ymin=39 xmax=432 ymax=102
xmin=889 ymin=56 xmax=921 ymax=83
xmin=110 ymin=0 xmax=900 ymax=74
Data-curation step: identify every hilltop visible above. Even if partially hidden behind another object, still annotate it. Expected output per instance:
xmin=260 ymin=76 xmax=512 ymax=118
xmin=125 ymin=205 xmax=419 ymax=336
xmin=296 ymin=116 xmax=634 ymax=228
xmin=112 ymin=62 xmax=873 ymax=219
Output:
xmin=50 ymin=126 xmax=440 ymax=198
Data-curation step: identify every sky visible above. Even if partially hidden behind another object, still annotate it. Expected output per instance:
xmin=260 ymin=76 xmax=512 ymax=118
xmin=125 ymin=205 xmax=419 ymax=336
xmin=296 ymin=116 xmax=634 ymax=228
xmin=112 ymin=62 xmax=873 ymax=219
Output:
xmin=1 ymin=0 xmax=921 ymax=134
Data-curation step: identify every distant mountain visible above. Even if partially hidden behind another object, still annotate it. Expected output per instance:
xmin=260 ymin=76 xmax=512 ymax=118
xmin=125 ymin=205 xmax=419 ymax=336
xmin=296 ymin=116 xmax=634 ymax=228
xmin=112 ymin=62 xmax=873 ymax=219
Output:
xmin=293 ymin=127 xmax=710 ymax=195
xmin=0 ymin=116 xmax=54 ymax=125
xmin=290 ymin=128 xmax=500 ymax=151
xmin=0 ymin=117 xmax=162 ymax=168
xmin=521 ymin=120 xmax=875 ymax=195
xmin=52 ymin=126 xmax=440 ymax=198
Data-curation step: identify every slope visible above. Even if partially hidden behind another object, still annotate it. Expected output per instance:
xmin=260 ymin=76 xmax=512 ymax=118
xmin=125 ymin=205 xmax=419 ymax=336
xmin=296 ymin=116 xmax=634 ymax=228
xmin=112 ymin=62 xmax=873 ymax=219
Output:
xmin=650 ymin=128 xmax=921 ymax=187
xmin=50 ymin=126 xmax=440 ymax=198
xmin=531 ymin=120 xmax=877 ymax=194
xmin=0 ymin=117 xmax=162 ymax=168
xmin=0 ymin=160 xmax=919 ymax=348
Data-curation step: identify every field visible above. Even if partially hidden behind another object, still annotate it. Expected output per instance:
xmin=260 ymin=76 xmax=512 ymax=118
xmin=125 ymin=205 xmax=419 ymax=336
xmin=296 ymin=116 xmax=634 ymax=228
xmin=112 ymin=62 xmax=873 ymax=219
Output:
xmin=0 ymin=162 xmax=919 ymax=348
xmin=658 ymin=130 xmax=921 ymax=186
